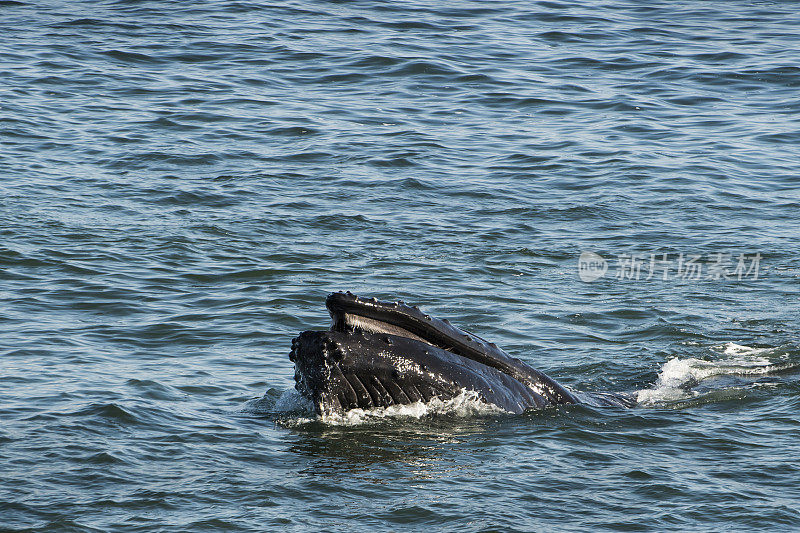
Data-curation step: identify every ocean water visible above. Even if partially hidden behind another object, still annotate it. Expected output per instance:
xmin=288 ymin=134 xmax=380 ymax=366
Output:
xmin=2 ymin=0 xmax=800 ymax=531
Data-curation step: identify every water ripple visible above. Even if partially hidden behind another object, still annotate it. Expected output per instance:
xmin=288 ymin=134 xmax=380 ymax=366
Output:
xmin=2 ymin=0 xmax=800 ymax=531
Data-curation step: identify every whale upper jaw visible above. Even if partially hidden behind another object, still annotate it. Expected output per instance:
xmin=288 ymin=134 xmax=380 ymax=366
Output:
xmin=323 ymin=291 xmax=562 ymax=388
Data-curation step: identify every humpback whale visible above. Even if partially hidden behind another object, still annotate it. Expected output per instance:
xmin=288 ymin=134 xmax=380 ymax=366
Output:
xmin=289 ymin=292 xmax=635 ymax=416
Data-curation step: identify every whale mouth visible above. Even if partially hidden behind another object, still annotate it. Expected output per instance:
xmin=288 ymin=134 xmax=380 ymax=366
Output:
xmin=326 ymin=291 xmax=508 ymax=363
xmin=327 ymin=291 xmax=441 ymax=346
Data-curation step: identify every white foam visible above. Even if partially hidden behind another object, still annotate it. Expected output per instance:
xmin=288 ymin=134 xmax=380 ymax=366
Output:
xmin=637 ymin=343 xmax=788 ymax=405
xmin=319 ymin=389 xmax=507 ymax=426
xmin=718 ymin=342 xmax=772 ymax=357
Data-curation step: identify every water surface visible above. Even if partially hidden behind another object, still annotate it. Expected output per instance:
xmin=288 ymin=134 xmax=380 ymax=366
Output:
xmin=2 ymin=1 xmax=800 ymax=531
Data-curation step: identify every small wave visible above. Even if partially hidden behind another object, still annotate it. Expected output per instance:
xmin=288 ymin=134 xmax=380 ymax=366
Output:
xmin=273 ymin=389 xmax=315 ymax=415
xmin=101 ymin=49 xmax=163 ymax=64
xmin=637 ymin=342 xmax=796 ymax=404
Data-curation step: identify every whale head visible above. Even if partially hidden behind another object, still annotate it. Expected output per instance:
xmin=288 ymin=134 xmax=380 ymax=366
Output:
xmin=288 ymin=292 xmax=578 ymax=416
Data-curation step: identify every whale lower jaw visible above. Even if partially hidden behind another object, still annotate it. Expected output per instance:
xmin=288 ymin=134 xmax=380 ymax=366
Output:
xmin=290 ymin=329 xmax=551 ymax=416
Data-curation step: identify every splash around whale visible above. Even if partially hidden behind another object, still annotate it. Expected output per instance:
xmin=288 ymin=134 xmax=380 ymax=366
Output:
xmin=288 ymin=292 xmax=636 ymax=417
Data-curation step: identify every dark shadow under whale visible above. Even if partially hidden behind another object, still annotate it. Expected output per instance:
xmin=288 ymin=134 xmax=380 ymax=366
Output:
xmin=289 ymin=292 xmax=636 ymax=416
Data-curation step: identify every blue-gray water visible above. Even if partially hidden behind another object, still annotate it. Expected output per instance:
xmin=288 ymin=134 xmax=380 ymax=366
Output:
xmin=2 ymin=1 xmax=800 ymax=531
